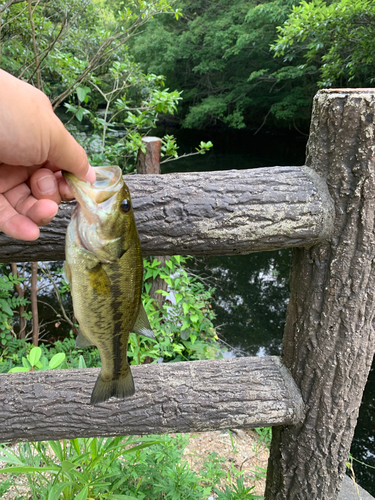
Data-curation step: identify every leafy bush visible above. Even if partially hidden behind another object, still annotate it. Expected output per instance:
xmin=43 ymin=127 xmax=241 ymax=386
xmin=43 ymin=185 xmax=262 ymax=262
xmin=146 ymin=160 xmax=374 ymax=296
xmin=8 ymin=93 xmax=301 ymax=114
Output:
xmin=8 ymin=346 xmax=66 ymax=373
xmin=0 ymin=266 xmax=29 ymax=349
xmin=0 ymin=335 xmax=101 ymax=374
xmin=128 ymin=256 xmax=222 ymax=365
xmin=1 ymin=256 xmax=222 ymax=373
xmin=0 ymin=434 xmax=262 ymax=500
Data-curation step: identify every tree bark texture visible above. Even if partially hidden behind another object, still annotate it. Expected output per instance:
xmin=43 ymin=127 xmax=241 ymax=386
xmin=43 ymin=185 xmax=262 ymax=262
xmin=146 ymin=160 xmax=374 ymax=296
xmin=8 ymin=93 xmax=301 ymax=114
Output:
xmin=136 ymin=136 xmax=162 ymax=175
xmin=265 ymin=90 xmax=375 ymax=499
xmin=0 ymin=166 xmax=333 ymax=262
xmin=0 ymin=357 xmax=304 ymax=444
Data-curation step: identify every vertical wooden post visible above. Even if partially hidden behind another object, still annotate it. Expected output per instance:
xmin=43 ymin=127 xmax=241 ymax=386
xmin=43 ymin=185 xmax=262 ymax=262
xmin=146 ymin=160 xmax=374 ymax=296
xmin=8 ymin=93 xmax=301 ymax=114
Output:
xmin=265 ymin=90 xmax=375 ymax=499
xmin=136 ymin=136 xmax=163 ymax=175
xmin=136 ymin=137 xmax=168 ymax=309
xmin=31 ymin=261 xmax=39 ymax=346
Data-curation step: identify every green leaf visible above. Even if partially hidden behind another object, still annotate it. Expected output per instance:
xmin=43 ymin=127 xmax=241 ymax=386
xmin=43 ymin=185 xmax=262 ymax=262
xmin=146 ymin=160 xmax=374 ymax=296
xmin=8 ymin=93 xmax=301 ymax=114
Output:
xmin=22 ymin=356 xmax=30 ymax=369
xmin=70 ymin=438 xmax=81 ymax=455
xmin=76 ymin=86 xmax=89 ymax=102
xmin=181 ymin=320 xmax=190 ymax=330
xmin=0 ymin=449 xmax=24 ymax=465
xmin=8 ymin=366 xmax=29 ymax=373
xmin=28 ymin=346 xmax=42 ymax=367
xmin=101 ymin=495 xmax=139 ymax=500
xmin=48 ymin=482 xmax=72 ymax=500
xmin=121 ymin=440 xmax=161 ymax=455
xmin=0 ymin=465 xmax=60 ymax=473
xmin=49 ymin=352 xmax=66 ymax=370
xmin=61 ymin=460 xmax=77 ymax=473
xmin=75 ymin=486 xmax=88 ymax=500
xmin=0 ymin=299 xmax=13 ymax=316
xmin=78 ymin=355 xmax=87 ymax=369
xmin=190 ymin=314 xmax=199 ymax=323
xmin=48 ymin=440 xmax=63 ymax=463
xmin=180 ymin=329 xmax=190 ymax=340
xmin=76 ymin=109 xmax=84 ymax=122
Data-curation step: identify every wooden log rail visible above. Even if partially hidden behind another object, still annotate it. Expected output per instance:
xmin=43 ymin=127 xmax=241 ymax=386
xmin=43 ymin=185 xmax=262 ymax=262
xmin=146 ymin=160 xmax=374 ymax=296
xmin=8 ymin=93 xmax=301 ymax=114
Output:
xmin=0 ymin=166 xmax=333 ymax=262
xmin=0 ymin=357 xmax=304 ymax=443
xmin=1 ymin=89 xmax=375 ymax=500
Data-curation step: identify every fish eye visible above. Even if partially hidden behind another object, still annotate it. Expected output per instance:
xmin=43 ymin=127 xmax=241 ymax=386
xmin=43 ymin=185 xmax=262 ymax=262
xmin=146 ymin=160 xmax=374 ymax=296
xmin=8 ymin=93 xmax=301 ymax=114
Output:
xmin=120 ymin=199 xmax=131 ymax=213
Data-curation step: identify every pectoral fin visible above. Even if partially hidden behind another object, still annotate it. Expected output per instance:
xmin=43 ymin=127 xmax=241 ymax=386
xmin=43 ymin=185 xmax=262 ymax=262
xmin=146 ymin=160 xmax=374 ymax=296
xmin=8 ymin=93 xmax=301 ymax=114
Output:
xmin=63 ymin=262 xmax=71 ymax=285
xmin=76 ymin=329 xmax=94 ymax=349
xmin=88 ymin=263 xmax=111 ymax=295
xmin=132 ymin=303 xmax=155 ymax=339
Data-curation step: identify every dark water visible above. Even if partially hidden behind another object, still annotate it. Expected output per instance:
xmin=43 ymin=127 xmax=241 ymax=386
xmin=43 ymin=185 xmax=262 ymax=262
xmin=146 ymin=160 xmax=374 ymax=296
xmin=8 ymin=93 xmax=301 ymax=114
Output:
xmin=158 ymin=128 xmax=375 ymax=496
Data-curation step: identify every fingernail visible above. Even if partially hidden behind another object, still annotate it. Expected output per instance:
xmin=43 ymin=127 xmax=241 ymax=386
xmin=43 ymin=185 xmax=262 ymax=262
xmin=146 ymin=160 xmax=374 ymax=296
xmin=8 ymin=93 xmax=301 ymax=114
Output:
xmin=37 ymin=175 xmax=56 ymax=195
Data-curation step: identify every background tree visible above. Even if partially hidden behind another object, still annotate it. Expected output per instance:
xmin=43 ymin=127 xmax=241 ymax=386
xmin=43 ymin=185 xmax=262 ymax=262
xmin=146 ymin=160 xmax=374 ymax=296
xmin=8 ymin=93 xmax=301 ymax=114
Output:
xmin=130 ymin=0 xmax=315 ymax=133
xmin=272 ymin=0 xmax=375 ymax=88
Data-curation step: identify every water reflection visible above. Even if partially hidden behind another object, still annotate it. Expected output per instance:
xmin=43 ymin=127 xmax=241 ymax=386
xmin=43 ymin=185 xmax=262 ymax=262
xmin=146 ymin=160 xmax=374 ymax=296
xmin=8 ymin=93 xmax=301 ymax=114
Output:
xmin=189 ymin=250 xmax=290 ymax=357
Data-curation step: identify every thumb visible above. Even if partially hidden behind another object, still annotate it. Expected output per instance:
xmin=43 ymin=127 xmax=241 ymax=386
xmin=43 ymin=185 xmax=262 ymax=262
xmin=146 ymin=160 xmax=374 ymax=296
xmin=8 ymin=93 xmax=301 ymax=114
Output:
xmin=47 ymin=116 xmax=90 ymax=181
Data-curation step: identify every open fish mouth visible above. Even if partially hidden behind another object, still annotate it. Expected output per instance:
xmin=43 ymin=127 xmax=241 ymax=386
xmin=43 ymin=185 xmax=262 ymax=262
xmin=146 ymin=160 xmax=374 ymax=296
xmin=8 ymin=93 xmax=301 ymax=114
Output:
xmin=64 ymin=166 xmax=123 ymax=205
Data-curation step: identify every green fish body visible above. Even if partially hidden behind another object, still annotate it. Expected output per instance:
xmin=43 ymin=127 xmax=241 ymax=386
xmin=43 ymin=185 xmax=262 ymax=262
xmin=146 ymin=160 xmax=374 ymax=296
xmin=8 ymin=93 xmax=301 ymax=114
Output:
xmin=63 ymin=166 xmax=154 ymax=405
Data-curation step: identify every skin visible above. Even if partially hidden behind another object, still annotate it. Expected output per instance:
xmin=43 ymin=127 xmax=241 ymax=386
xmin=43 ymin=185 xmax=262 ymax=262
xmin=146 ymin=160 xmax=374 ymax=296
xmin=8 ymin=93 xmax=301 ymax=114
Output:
xmin=0 ymin=69 xmax=96 ymax=241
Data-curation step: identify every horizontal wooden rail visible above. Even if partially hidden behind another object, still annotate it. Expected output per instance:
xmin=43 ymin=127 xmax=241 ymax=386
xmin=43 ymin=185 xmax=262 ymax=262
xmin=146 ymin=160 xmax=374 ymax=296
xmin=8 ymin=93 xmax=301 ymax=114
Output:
xmin=0 ymin=357 xmax=304 ymax=443
xmin=0 ymin=166 xmax=333 ymax=262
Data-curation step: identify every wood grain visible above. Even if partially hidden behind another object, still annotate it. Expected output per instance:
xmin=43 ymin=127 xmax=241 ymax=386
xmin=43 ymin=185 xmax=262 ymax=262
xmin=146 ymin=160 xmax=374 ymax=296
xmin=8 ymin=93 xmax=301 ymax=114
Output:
xmin=0 ymin=357 xmax=304 ymax=443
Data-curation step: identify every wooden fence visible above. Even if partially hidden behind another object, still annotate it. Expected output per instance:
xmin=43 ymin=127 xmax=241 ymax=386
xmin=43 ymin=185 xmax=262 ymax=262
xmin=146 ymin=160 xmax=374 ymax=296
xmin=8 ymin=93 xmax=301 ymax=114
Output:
xmin=1 ymin=88 xmax=375 ymax=500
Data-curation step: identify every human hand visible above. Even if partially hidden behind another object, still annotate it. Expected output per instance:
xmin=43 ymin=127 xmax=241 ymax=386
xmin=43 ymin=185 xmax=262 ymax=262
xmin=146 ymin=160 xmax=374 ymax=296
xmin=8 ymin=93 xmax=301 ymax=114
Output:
xmin=0 ymin=69 xmax=96 ymax=241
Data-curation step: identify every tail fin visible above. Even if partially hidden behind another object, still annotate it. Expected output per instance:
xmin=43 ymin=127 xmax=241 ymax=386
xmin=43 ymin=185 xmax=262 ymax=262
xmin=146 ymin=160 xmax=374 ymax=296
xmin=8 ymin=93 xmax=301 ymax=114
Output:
xmin=90 ymin=368 xmax=135 ymax=405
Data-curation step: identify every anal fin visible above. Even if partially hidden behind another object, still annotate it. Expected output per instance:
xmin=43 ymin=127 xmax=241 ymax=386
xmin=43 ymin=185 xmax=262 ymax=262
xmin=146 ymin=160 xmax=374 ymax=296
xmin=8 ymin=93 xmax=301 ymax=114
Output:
xmin=132 ymin=303 xmax=155 ymax=340
xmin=90 ymin=368 xmax=135 ymax=405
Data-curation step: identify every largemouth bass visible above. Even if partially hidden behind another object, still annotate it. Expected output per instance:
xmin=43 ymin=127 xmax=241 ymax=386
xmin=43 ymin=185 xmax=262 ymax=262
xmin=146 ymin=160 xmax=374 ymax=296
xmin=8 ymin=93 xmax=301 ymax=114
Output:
xmin=63 ymin=166 xmax=154 ymax=405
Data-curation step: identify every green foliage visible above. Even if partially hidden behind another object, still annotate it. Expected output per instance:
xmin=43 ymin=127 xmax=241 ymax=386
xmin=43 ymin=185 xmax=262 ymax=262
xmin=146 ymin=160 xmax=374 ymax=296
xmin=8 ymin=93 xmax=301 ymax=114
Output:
xmin=200 ymin=451 xmax=226 ymax=488
xmin=214 ymin=476 xmax=262 ymax=499
xmin=0 ymin=433 xmax=262 ymax=499
xmin=0 ymin=435 xmax=162 ymax=500
xmin=126 ymin=256 xmax=221 ymax=365
xmin=161 ymin=135 xmax=213 ymax=162
xmin=0 ymin=0 xmax=209 ymax=170
xmin=8 ymin=346 xmax=66 ymax=373
xmin=272 ymin=0 xmax=375 ymax=87
xmin=1 ymin=256 xmax=221 ymax=372
xmin=0 ymin=267 xmax=29 ymax=348
xmin=131 ymin=0 xmax=313 ymax=132
xmin=254 ymin=427 xmax=272 ymax=448
xmin=0 ymin=335 xmax=101 ymax=374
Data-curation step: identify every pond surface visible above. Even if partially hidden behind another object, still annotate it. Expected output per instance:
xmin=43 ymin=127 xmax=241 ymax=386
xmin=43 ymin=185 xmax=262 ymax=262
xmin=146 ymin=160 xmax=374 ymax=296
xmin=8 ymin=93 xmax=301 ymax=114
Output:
xmin=158 ymin=127 xmax=375 ymax=495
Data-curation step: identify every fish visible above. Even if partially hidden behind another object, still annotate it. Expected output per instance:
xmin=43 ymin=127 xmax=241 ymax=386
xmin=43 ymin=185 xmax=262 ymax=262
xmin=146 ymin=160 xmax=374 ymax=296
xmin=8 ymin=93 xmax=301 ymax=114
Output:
xmin=63 ymin=165 xmax=154 ymax=405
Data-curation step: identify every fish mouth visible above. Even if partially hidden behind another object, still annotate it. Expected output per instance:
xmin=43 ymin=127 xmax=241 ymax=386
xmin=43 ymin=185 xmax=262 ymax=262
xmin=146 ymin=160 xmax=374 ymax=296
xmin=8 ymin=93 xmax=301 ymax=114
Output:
xmin=64 ymin=166 xmax=123 ymax=206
